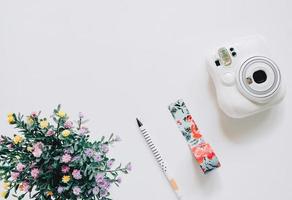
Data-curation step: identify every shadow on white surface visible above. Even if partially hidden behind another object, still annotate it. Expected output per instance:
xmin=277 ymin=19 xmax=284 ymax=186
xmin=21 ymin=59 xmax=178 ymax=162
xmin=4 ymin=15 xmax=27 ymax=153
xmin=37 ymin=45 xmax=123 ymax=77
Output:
xmin=207 ymin=78 xmax=282 ymax=143
xmin=187 ymin=151 xmax=222 ymax=198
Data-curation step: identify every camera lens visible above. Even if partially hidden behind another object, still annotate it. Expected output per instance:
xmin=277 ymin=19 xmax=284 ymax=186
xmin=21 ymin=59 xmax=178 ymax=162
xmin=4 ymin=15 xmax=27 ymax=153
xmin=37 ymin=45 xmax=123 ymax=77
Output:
xmin=253 ymin=70 xmax=267 ymax=84
xmin=238 ymin=56 xmax=281 ymax=102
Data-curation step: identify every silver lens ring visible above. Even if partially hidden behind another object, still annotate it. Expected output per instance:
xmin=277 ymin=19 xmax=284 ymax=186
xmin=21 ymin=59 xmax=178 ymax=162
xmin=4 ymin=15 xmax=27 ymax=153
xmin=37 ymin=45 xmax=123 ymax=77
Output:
xmin=238 ymin=56 xmax=281 ymax=99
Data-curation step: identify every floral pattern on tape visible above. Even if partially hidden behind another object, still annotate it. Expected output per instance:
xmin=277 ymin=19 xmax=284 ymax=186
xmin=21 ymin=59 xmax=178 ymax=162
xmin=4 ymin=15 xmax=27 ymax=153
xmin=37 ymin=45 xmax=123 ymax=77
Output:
xmin=169 ymin=99 xmax=220 ymax=173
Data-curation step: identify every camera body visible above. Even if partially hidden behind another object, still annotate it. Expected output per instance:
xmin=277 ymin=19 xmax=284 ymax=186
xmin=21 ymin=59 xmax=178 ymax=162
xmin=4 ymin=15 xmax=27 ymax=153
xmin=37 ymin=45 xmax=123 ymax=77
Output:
xmin=207 ymin=36 xmax=286 ymax=118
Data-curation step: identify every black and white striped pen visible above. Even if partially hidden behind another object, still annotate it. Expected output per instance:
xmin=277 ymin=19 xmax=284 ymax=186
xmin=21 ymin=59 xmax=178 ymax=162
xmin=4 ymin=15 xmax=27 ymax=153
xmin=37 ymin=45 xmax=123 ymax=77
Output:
xmin=136 ymin=118 xmax=183 ymax=200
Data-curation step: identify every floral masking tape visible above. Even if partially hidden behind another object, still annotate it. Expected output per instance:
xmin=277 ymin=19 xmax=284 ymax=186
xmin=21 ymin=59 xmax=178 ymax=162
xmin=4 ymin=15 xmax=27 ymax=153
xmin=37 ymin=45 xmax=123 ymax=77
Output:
xmin=168 ymin=99 xmax=221 ymax=174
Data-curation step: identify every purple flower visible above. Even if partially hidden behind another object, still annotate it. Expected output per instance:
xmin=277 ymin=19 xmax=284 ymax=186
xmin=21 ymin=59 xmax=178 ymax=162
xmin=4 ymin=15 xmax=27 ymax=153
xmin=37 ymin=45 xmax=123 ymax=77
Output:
xmin=72 ymin=156 xmax=81 ymax=162
xmin=117 ymin=177 xmax=122 ymax=184
xmin=101 ymin=144 xmax=109 ymax=153
xmin=126 ymin=162 xmax=132 ymax=171
xmin=95 ymin=173 xmax=104 ymax=183
xmin=57 ymin=186 xmax=64 ymax=194
xmin=79 ymin=112 xmax=84 ymax=119
xmin=99 ymin=189 xmax=108 ymax=197
xmin=84 ymin=148 xmax=95 ymax=157
xmin=79 ymin=127 xmax=89 ymax=135
xmin=92 ymin=186 xmax=100 ymax=195
xmin=72 ymin=169 xmax=82 ymax=180
xmin=107 ymin=159 xmax=114 ymax=168
xmin=64 ymin=121 xmax=74 ymax=129
xmin=93 ymin=154 xmax=102 ymax=162
xmin=73 ymin=186 xmax=81 ymax=196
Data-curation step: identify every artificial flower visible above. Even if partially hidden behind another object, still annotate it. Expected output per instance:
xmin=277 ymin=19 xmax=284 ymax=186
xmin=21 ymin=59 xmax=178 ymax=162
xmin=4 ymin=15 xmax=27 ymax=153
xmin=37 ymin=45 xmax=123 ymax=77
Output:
xmin=61 ymin=165 xmax=70 ymax=173
xmin=101 ymin=144 xmax=109 ymax=153
xmin=72 ymin=169 xmax=82 ymax=180
xmin=62 ymin=175 xmax=71 ymax=183
xmin=0 ymin=106 xmax=130 ymax=200
xmin=26 ymin=116 xmax=34 ymax=126
xmin=7 ymin=113 xmax=15 ymax=124
xmin=27 ymin=146 xmax=33 ymax=152
xmin=31 ymin=168 xmax=40 ymax=179
xmin=10 ymin=172 xmax=20 ymax=180
xmin=16 ymin=163 xmax=26 ymax=172
xmin=62 ymin=130 xmax=70 ymax=137
xmin=2 ymin=182 xmax=10 ymax=190
xmin=19 ymin=181 xmax=29 ymax=192
xmin=32 ymin=142 xmax=44 ymax=158
xmin=92 ymin=186 xmax=100 ymax=195
xmin=47 ymin=191 xmax=53 ymax=196
xmin=57 ymin=111 xmax=66 ymax=118
xmin=40 ymin=120 xmax=49 ymax=129
xmin=46 ymin=130 xmax=55 ymax=136
xmin=57 ymin=186 xmax=64 ymax=194
xmin=64 ymin=120 xmax=73 ymax=129
xmin=62 ymin=154 xmax=72 ymax=163
xmin=73 ymin=186 xmax=81 ymax=196
xmin=13 ymin=135 xmax=23 ymax=145
xmin=126 ymin=162 xmax=132 ymax=171
xmin=0 ymin=191 xmax=7 ymax=198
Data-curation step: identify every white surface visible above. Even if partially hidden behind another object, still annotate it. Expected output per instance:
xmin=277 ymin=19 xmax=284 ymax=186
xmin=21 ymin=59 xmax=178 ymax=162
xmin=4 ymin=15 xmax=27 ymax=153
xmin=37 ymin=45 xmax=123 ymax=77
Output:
xmin=0 ymin=1 xmax=291 ymax=199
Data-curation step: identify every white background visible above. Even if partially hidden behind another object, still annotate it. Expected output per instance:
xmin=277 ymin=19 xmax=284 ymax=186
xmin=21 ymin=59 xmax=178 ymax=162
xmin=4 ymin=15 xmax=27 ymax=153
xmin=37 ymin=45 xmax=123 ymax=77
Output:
xmin=0 ymin=0 xmax=291 ymax=199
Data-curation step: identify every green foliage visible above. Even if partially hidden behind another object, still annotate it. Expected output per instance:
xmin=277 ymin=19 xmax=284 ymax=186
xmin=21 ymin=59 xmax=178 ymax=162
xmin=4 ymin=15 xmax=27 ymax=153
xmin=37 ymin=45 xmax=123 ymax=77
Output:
xmin=0 ymin=106 xmax=131 ymax=200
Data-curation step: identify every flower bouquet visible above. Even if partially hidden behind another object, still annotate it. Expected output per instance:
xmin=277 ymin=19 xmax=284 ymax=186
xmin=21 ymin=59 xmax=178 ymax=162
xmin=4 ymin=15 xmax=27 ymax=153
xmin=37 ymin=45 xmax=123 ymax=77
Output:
xmin=0 ymin=105 xmax=131 ymax=200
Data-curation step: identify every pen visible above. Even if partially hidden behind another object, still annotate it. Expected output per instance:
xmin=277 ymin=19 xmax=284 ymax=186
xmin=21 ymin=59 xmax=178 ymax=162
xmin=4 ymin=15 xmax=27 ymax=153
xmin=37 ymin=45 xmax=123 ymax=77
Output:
xmin=136 ymin=118 xmax=183 ymax=200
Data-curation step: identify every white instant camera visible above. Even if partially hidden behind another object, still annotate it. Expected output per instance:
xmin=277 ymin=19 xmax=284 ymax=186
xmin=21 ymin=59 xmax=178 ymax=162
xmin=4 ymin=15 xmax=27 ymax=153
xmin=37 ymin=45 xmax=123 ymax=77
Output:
xmin=207 ymin=36 xmax=286 ymax=118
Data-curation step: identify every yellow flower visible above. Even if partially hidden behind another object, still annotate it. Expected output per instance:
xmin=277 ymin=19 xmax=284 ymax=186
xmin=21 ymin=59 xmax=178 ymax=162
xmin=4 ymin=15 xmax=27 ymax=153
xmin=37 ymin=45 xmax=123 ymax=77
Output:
xmin=13 ymin=135 xmax=23 ymax=145
xmin=2 ymin=182 xmax=10 ymax=190
xmin=40 ymin=120 xmax=49 ymax=129
xmin=0 ymin=191 xmax=7 ymax=198
xmin=57 ymin=111 xmax=66 ymax=118
xmin=62 ymin=130 xmax=71 ymax=137
xmin=26 ymin=117 xmax=34 ymax=126
xmin=47 ymin=191 xmax=53 ymax=196
xmin=27 ymin=146 xmax=33 ymax=152
xmin=62 ymin=175 xmax=70 ymax=183
xmin=7 ymin=113 xmax=15 ymax=124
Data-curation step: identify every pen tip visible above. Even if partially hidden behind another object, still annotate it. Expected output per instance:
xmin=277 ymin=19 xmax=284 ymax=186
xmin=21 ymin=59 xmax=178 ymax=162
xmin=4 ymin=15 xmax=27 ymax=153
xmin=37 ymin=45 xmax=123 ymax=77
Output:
xmin=136 ymin=118 xmax=143 ymax=127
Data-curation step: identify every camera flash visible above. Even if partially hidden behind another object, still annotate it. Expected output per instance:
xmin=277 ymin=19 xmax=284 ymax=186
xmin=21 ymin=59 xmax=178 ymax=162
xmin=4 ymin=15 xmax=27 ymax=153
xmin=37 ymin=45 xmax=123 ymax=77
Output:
xmin=218 ymin=47 xmax=232 ymax=66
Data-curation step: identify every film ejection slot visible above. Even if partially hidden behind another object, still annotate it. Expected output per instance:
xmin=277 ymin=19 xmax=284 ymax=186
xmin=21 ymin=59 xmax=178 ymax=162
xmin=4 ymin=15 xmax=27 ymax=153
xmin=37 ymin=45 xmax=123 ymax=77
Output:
xmin=218 ymin=47 xmax=232 ymax=66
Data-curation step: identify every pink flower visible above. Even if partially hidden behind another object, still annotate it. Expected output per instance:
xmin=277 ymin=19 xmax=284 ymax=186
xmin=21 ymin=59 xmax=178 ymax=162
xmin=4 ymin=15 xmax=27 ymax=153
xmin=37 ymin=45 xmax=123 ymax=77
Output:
xmin=62 ymin=154 xmax=72 ymax=163
xmin=31 ymin=168 xmax=40 ymax=179
xmin=72 ymin=169 xmax=82 ymax=180
xmin=11 ymin=172 xmax=20 ymax=180
xmin=46 ymin=130 xmax=55 ymax=136
xmin=61 ymin=165 xmax=70 ymax=173
xmin=64 ymin=121 xmax=73 ymax=129
xmin=32 ymin=142 xmax=44 ymax=158
xmin=30 ymin=112 xmax=38 ymax=118
xmin=32 ymin=147 xmax=42 ymax=158
xmin=16 ymin=163 xmax=26 ymax=172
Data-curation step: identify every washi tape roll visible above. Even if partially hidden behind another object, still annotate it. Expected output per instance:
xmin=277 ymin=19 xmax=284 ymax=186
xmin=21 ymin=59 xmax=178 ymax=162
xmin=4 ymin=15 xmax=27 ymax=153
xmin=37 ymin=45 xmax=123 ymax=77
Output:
xmin=168 ymin=99 xmax=221 ymax=174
